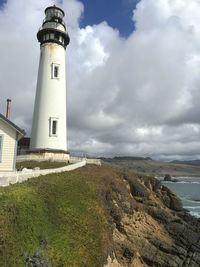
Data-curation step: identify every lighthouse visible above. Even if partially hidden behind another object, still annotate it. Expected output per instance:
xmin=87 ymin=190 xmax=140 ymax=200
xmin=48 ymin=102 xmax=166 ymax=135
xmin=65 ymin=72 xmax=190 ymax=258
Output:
xmin=30 ymin=6 xmax=70 ymax=158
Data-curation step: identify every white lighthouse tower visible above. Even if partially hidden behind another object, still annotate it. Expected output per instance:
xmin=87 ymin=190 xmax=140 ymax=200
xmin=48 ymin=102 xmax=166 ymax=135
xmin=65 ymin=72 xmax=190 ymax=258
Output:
xmin=30 ymin=6 xmax=70 ymax=159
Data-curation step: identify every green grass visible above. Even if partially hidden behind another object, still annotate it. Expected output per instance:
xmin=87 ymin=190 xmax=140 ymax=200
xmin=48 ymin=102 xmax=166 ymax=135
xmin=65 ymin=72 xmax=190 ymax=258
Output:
xmin=0 ymin=170 xmax=108 ymax=267
xmin=16 ymin=160 xmax=68 ymax=170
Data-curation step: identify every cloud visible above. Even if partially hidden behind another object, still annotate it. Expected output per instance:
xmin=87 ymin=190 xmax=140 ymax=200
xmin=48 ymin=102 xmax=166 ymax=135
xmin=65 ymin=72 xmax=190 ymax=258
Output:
xmin=1 ymin=0 xmax=200 ymax=159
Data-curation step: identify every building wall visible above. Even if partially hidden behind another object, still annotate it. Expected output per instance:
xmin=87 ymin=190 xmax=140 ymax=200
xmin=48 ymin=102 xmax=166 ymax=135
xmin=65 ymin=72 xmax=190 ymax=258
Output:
xmin=17 ymin=152 xmax=70 ymax=162
xmin=30 ymin=43 xmax=67 ymax=151
xmin=70 ymin=156 xmax=101 ymax=166
xmin=16 ymin=155 xmax=101 ymax=166
xmin=0 ymin=120 xmax=16 ymax=171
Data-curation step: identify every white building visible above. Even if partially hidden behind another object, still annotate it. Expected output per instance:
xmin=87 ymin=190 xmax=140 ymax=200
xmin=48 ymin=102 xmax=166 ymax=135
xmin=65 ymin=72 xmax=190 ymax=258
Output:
xmin=30 ymin=6 xmax=70 ymax=159
xmin=0 ymin=114 xmax=25 ymax=171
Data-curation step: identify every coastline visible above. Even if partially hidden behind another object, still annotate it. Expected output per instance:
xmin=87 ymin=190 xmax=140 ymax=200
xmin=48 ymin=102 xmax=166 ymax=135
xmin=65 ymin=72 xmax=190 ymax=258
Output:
xmin=161 ymin=176 xmax=200 ymax=218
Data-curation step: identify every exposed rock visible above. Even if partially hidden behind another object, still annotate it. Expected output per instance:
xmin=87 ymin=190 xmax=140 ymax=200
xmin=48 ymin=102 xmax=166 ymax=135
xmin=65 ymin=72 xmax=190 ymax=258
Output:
xmin=164 ymin=174 xmax=179 ymax=183
xmin=169 ymin=194 xmax=183 ymax=211
xmin=161 ymin=185 xmax=183 ymax=211
xmin=104 ymin=255 xmax=121 ymax=267
xmin=101 ymin=169 xmax=200 ymax=267
xmin=164 ymin=174 xmax=172 ymax=181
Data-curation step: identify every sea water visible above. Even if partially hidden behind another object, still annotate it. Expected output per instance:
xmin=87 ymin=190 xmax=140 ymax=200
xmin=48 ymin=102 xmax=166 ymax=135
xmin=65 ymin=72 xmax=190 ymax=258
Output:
xmin=162 ymin=177 xmax=200 ymax=218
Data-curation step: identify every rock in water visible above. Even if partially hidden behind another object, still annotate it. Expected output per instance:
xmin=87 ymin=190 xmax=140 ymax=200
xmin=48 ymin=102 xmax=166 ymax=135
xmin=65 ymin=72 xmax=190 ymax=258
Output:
xmin=164 ymin=174 xmax=172 ymax=181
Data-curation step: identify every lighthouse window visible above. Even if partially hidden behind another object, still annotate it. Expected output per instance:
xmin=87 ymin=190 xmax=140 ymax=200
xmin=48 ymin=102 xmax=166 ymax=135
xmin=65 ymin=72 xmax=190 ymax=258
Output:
xmin=52 ymin=63 xmax=60 ymax=79
xmin=54 ymin=66 xmax=59 ymax=78
xmin=46 ymin=34 xmax=49 ymax=39
xmin=55 ymin=34 xmax=59 ymax=41
xmin=49 ymin=118 xmax=58 ymax=136
xmin=52 ymin=120 xmax=57 ymax=135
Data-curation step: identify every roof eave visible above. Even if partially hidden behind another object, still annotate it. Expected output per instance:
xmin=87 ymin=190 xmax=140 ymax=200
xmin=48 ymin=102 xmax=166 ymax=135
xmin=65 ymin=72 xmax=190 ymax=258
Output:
xmin=0 ymin=114 xmax=26 ymax=137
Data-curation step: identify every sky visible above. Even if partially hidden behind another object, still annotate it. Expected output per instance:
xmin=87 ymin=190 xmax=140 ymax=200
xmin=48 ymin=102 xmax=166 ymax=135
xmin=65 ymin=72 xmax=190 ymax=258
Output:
xmin=0 ymin=0 xmax=200 ymax=160
xmin=79 ymin=0 xmax=140 ymax=37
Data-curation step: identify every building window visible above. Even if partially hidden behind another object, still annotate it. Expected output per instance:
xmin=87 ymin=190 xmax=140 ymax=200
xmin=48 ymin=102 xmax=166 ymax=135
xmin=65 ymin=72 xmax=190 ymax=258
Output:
xmin=59 ymin=35 xmax=63 ymax=43
xmin=55 ymin=33 xmax=60 ymax=42
xmin=0 ymin=136 xmax=3 ymax=162
xmin=52 ymin=120 xmax=57 ymax=135
xmin=50 ymin=33 xmax=54 ymax=40
xmin=54 ymin=66 xmax=59 ymax=78
xmin=49 ymin=118 xmax=58 ymax=136
xmin=52 ymin=63 xmax=60 ymax=79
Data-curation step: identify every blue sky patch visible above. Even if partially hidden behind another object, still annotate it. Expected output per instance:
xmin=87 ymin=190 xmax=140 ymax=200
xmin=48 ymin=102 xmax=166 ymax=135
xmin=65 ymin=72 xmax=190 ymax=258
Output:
xmin=80 ymin=0 xmax=139 ymax=37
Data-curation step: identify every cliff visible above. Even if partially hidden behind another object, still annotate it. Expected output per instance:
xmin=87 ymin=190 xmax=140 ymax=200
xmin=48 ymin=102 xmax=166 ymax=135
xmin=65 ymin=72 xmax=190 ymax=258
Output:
xmin=100 ymin=168 xmax=200 ymax=267
xmin=0 ymin=165 xmax=199 ymax=266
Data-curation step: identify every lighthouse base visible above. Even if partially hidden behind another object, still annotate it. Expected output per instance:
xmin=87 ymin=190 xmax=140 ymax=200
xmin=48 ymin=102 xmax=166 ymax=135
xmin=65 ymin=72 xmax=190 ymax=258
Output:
xmin=27 ymin=149 xmax=70 ymax=162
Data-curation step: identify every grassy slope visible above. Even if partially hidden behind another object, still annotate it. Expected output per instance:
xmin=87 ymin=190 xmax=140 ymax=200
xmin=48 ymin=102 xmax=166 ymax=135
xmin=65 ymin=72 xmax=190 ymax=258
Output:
xmin=16 ymin=160 xmax=68 ymax=170
xmin=0 ymin=167 xmax=109 ymax=267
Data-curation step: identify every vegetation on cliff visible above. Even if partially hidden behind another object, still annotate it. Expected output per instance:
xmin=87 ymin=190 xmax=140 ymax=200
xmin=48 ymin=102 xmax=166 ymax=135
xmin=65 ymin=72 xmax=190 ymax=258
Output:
xmin=0 ymin=168 xmax=109 ymax=267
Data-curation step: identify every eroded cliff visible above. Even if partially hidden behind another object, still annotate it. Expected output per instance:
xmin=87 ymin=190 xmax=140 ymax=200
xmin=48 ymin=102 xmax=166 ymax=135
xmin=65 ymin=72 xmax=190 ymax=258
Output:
xmin=97 ymin=168 xmax=200 ymax=267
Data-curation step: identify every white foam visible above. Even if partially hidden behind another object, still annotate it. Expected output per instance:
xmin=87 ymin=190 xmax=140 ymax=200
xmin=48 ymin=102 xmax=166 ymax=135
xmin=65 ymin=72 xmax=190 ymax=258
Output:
xmin=179 ymin=181 xmax=200 ymax=184
xmin=176 ymin=177 xmax=200 ymax=179
xmin=181 ymin=198 xmax=200 ymax=203
xmin=189 ymin=211 xmax=200 ymax=218
xmin=163 ymin=181 xmax=200 ymax=184
xmin=184 ymin=206 xmax=200 ymax=210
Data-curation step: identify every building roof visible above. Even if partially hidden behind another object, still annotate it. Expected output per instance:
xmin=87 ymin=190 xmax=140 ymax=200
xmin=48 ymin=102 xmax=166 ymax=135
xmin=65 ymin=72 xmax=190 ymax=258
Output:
xmin=0 ymin=113 xmax=26 ymax=137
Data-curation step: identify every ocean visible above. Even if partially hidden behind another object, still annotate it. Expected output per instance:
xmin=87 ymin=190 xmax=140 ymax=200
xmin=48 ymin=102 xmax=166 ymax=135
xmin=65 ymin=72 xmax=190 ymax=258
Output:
xmin=162 ymin=177 xmax=200 ymax=218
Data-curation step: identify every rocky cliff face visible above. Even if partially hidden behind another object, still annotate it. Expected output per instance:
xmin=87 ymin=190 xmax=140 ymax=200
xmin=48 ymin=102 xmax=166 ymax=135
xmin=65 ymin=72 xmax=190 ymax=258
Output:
xmin=99 ymin=169 xmax=200 ymax=267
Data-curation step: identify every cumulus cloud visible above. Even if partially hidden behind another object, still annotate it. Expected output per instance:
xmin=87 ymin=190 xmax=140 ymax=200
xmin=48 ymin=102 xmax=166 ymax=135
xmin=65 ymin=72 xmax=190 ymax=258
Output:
xmin=0 ymin=0 xmax=200 ymax=159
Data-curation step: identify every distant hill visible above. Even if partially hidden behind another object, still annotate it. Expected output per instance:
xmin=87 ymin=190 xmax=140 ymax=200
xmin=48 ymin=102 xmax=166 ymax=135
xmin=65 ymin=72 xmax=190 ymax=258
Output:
xmin=103 ymin=157 xmax=200 ymax=177
xmin=114 ymin=156 xmax=152 ymax=161
xmin=170 ymin=160 xmax=200 ymax=166
xmin=100 ymin=156 xmax=152 ymax=161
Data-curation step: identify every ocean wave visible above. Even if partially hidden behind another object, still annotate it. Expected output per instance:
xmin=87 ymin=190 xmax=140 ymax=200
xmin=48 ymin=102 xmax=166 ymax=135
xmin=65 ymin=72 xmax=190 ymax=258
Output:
xmin=189 ymin=211 xmax=200 ymax=218
xmin=178 ymin=181 xmax=200 ymax=184
xmin=184 ymin=206 xmax=200 ymax=210
xmin=176 ymin=176 xmax=200 ymax=179
xmin=162 ymin=181 xmax=176 ymax=184
xmin=182 ymin=198 xmax=200 ymax=203
xmin=189 ymin=199 xmax=200 ymax=202
xmin=162 ymin=181 xmax=200 ymax=184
